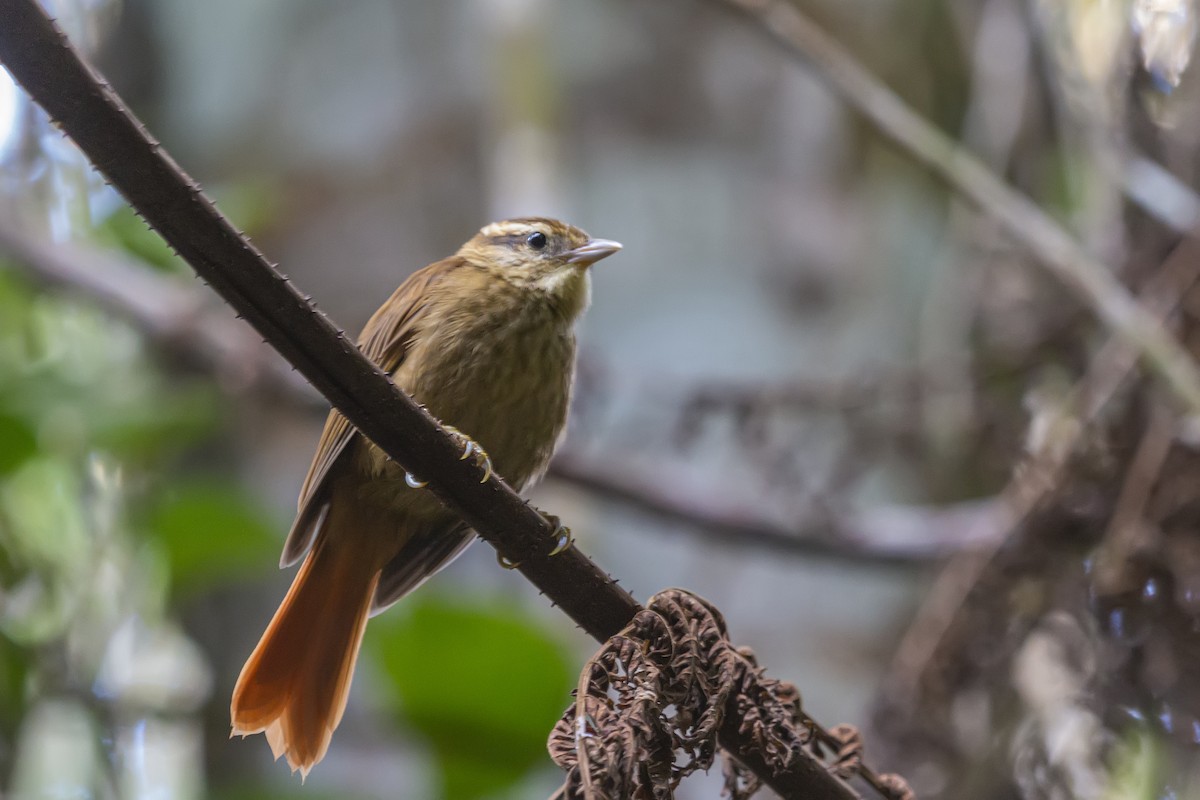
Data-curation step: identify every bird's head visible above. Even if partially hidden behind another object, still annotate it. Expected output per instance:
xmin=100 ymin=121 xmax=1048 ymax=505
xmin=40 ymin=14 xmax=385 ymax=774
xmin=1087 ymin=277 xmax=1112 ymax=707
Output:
xmin=458 ymin=217 xmax=621 ymax=310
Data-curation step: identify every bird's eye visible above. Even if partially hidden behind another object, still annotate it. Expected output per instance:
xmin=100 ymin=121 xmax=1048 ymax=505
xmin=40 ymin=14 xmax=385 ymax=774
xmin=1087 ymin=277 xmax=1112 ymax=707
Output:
xmin=526 ymin=232 xmax=548 ymax=250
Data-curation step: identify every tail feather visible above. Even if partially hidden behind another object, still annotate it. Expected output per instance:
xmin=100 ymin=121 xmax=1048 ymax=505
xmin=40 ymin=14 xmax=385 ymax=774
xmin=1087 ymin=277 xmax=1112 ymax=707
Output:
xmin=231 ymin=507 xmax=382 ymax=777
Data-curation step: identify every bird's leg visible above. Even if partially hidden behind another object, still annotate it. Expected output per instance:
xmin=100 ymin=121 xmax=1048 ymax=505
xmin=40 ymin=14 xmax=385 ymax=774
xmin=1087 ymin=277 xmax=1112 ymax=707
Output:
xmin=441 ymin=425 xmax=493 ymax=483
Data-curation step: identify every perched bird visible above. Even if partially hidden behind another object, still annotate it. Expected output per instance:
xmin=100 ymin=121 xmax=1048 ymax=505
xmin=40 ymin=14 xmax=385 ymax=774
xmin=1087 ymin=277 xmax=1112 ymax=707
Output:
xmin=230 ymin=217 xmax=621 ymax=776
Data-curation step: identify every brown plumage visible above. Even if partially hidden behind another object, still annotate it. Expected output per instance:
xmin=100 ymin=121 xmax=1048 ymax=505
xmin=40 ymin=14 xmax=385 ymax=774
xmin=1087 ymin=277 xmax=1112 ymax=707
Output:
xmin=230 ymin=218 xmax=621 ymax=776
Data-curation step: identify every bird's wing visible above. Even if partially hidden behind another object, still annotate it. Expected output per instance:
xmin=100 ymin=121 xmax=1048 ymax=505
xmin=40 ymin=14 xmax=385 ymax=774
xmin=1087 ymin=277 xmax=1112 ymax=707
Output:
xmin=370 ymin=521 xmax=475 ymax=614
xmin=279 ymin=257 xmax=465 ymax=567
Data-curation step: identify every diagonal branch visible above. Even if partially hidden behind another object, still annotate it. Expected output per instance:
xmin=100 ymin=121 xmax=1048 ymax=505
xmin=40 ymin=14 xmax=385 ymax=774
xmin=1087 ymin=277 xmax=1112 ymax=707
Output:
xmin=0 ymin=2 xmax=867 ymax=796
xmin=709 ymin=0 xmax=1200 ymax=416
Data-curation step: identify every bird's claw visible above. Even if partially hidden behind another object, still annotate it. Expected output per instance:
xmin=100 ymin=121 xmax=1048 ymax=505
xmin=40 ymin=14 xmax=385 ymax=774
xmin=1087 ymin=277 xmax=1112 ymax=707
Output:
xmin=539 ymin=511 xmax=574 ymax=556
xmin=443 ymin=425 xmax=492 ymax=483
xmin=493 ymin=511 xmax=571 ymax=572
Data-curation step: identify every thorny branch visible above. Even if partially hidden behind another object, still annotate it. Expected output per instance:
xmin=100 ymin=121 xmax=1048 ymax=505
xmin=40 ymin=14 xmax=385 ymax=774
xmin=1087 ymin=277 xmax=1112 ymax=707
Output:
xmin=550 ymin=589 xmax=912 ymax=800
xmin=0 ymin=2 xmax=903 ymax=796
xmin=709 ymin=0 xmax=1200 ymax=418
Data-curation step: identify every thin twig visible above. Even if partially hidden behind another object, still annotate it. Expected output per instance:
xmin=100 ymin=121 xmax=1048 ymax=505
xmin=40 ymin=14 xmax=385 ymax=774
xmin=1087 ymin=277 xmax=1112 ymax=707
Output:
xmin=1122 ymin=155 xmax=1200 ymax=233
xmin=552 ymin=449 xmax=1007 ymax=561
xmin=1092 ymin=398 xmax=1175 ymax=596
xmin=709 ymin=0 xmax=1200 ymax=417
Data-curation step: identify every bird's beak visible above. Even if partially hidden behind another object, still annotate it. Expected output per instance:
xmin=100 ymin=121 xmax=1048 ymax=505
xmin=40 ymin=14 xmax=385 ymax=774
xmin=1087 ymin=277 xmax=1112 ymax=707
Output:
xmin=565 ymin=238 xmax=622 ymax=267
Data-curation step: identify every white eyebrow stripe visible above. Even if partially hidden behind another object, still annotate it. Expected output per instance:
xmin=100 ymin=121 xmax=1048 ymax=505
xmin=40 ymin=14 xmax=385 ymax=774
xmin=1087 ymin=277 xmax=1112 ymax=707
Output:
xmin=480 ymin=222 xmax=531 ymax=238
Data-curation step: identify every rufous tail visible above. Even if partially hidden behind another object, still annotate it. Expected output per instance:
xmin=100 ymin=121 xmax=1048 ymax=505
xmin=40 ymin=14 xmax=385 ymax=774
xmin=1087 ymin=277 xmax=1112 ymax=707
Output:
xmin=230 ymin=501 xmax=382 ymax=778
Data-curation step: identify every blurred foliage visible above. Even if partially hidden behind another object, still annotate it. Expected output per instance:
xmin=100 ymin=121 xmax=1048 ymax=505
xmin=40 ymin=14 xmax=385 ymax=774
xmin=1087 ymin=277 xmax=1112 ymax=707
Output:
xmin=0 ymin=256 xmax=222 ymax=788
xmin=0 ymin=411 xmax=36 ymax=476
xmin=0 ymin=634 xmax=29 ymax=750
xmin=94 ymin=180 xmax=280 ymax=275
xmin=218 ymin=789 xmax=378 ymax=800
xmin=1102 ymin=728 xmax=1164 ymax=800
xmin=371 ymin=594 xmax=575 ymax=799
xmin=143 ymin=480 xmax=280 ymax=597
xmin=0 ymin=217 xmax=272 ymax=793
xmin=95 ymin=204 xmax=191 ymax=274
xmin=0 ymin=271 xmax=220 ymax=464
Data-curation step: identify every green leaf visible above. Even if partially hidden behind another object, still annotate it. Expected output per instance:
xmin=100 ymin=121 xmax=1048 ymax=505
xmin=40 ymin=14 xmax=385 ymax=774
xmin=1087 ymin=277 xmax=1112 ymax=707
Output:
xmin=0 ymin=458 xmax=90 ymax=644
xmin=94 ymin=206 xmax=190 ymax=275
xmin=205 ymin=180 xmax=280 ymax=236
xmin=94 ymin=181 xmax=278 ymax=275
xmin=372 ymin=595 xmax=574 ymax=800
xmin=0 ymin=633 xmax=31 ymax=731
xmin=1103 ymin=727 xmax=1163 ymax=800
xmin=0 ymin=411 xmax=37 ymax=475
xmin=143 ymin=481 xmax=280 ymax=595
xmin=0 ymin=458 xmax=88 ymax=572
xmin=89 ymin=384 xmax=219 ymax=460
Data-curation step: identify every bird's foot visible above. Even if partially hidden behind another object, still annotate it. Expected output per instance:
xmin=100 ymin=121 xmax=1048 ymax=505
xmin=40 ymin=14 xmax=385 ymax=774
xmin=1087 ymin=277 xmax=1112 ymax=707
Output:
xmin=443 ymin=425 xmax=493 ymax=483
xmin=495 ymin=511 xmax=572 ymax=570
xmin=537 ymin=510 xmax=574 ymax=556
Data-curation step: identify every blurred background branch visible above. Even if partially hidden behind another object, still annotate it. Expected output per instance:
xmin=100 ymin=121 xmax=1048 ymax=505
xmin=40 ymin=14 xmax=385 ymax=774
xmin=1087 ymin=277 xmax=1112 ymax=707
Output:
xmin=0 ymin=216 xmax=316 ymax=401
xmin=712 ymin=0 xmax=1200 ymax=416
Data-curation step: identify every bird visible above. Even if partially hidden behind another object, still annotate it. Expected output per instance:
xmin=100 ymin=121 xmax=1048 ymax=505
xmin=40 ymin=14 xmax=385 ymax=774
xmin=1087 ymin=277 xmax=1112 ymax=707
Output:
xmin=229 ymin=217 xmax=621 ymax=776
